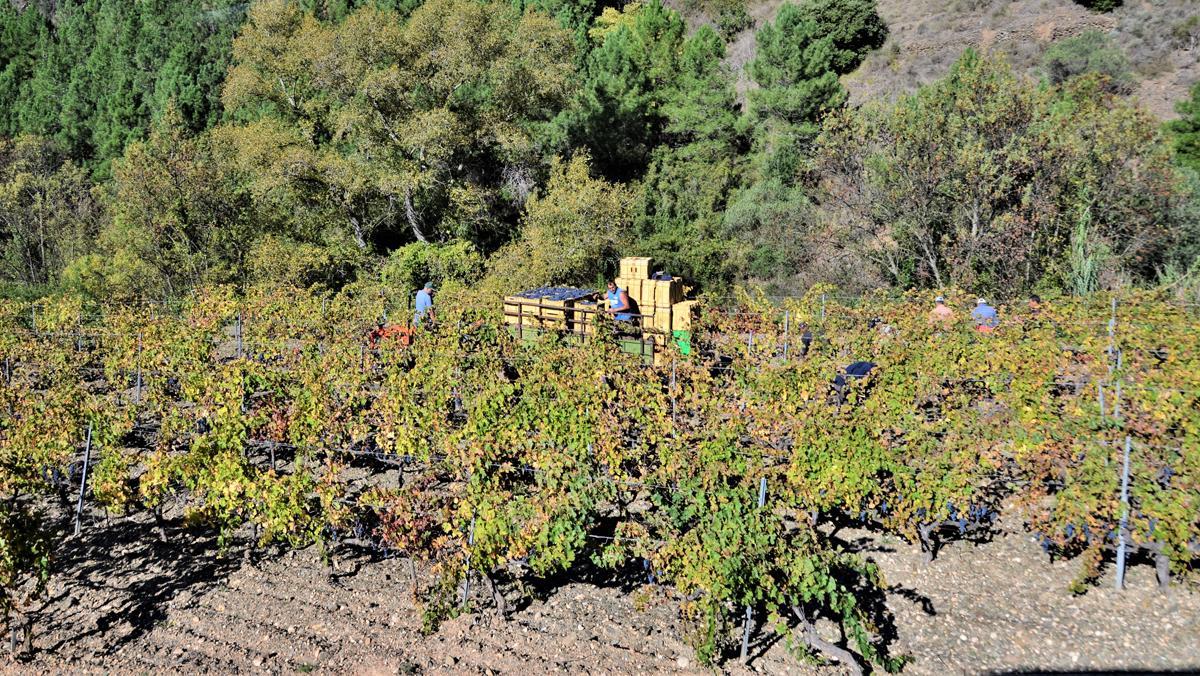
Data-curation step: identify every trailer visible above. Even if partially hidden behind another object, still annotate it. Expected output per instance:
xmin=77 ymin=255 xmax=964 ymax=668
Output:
xmin=502 ymin=259 xmax=696 ymax=365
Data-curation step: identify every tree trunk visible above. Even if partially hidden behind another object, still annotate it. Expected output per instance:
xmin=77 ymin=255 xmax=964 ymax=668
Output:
xmin=404 ymin=186 xmax=428 ymax=243
xmin=920 ymin=237 xmax=944 ymax=288
xmin=348 ymin=215 xmax=368 ymax=249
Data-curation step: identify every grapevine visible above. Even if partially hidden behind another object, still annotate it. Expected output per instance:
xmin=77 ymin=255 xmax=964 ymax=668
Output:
xmin=0 ymin=284 xmax=1195 ymax=669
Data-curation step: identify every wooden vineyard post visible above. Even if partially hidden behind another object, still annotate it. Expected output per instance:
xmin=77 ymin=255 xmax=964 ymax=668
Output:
xmin=74 ymin=424 xmax=93 ymax=537
xmin=740 ymin=477 xmax=768 ymax=661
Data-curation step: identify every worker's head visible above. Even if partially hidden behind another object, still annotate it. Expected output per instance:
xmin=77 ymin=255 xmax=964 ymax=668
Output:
xmin=976 ymin=298 xmax=987 ymax=306
xmin=1028 ymin=294 xmax=1041 ymax=309
xmin=606 ymin=280 xmax=617 ymax=292
xmin=424 ymin=281 xmax=434 ymax=293
xmin=934 ymin=295 xmax=945 ymax=305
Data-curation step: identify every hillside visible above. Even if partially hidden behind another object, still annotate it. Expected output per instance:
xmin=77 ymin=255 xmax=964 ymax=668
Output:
xmin=673 ymin=0 xmax=1200 ymax=119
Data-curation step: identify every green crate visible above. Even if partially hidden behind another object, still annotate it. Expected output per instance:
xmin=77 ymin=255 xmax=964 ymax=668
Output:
xmin=672 ymin=330 xmax=692 ymax=355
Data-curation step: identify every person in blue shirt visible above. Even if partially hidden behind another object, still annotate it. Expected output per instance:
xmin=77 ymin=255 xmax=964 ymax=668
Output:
xmin=605 ymin=280 xmax=634 ymax=322
xmin=414 ymin=282 xmax=435 ymax=325
xmin=971 ymin=298 xmax=999 ymax=333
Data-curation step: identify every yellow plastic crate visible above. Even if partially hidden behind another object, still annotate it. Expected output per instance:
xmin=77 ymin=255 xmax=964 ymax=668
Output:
xmin=640 ymin=279 xmax=658 ymax=308
xmin=613 ymin=277 xmax=636 ymax=304
xmin=671 ymin=300 xmax=697 ymax=332
xmin=541 ymin=297 xmax=569 ymax=330
xmin=651 ymin=306 xmax=672 ymax=333
xmin=504 ymin=296 xmax=539 ymax=326
xmin=619 ymin=256 xmax=653 ymax=280
xmin=652 ymin=278 xmax=684 ymax=307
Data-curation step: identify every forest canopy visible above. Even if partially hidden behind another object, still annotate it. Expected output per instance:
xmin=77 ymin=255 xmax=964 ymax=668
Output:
xmin=0 ymin=0 xmax=1197 ymax=301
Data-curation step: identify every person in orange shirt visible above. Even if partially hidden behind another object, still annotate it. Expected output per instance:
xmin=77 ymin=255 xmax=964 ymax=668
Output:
xmin=928 ymin=295 xmax=954 ymax=326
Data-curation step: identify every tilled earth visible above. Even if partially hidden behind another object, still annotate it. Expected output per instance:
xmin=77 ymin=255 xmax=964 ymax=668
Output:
xmin=13 ymin=510 xmax=1200 ymax=675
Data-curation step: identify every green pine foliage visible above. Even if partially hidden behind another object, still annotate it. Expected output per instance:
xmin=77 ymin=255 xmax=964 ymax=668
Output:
xmin=555 ymin=1 xmax=688 ymax=180
xmin=0 ymin=0 xmax=246 ymax=175
xmin=1170 ymin=83 xmax=1200 ymax=175
xmin=636 ymin=26 xmax=744 ymax=288
xmin=793 ymin=0 xmax=888 ymax=73
xmin=720 ymin=1 xmax=869 ymax=286
xmin=1074 ymin=0 xmax=1122 ymax=12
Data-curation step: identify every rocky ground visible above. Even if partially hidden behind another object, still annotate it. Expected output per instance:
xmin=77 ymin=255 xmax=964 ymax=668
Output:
xmin=9 ymin=506 xmax=1199 ymax=675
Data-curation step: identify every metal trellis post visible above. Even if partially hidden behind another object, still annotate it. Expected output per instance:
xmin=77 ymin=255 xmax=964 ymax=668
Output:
xmin=461 ymin=513 xmax=477 ymax=610
xmin=1115 ymin=435 xmax=1132 ymax=590
xmin=740 ymin=477 xmax=769 ymax=661
xmin=135 ymin=333 xmax=143 ymax=404
xmin=782 ymin=310 xmax=790 ymax=360
xmin=74 ymin=424 xmax=93 ymax=537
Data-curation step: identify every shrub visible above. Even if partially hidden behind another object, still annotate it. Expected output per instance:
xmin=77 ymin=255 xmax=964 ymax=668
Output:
xmin=381 ymin=240 xmax=485 ymax=294
xmin=1042 ymin=29 xmax=1134 ymax=93
xmin=1073 ymin=0 xmax=1121 ymax=12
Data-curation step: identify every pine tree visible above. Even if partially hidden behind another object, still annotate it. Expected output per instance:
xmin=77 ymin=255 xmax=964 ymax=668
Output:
xmin=793 ymin=0 xmax=887 ymax=74
xmin=556 ymin=0 xmax=686 ymax=180
xmin=637 ymin=26 xmax=743 ymax=288
xmin=0 ymin=4 xmax=49 ymax=137
xmin=1170 ymin=83 xmax=1200 ymax=174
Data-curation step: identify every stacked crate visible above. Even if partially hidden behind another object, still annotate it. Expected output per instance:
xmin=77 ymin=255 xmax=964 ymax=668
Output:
xmin=504 ymin=287 xmax=598 ymax=334
xmin=613 ymin=257 xmax=684 ymax=336
xmin=670 ymin=299 xmax=697 ymax=356
xmin=503 ymin=290 xmax=541 ymax=333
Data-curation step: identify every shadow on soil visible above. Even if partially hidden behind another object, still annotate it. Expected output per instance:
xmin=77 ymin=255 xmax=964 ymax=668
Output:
xmin=993 ymin=672 xmax=1200 ymax=675
xmin=33 ymin=508 xmax=241 ymax=659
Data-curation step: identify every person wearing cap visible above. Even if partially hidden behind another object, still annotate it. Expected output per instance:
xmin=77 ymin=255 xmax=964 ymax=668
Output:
xmin=414 ymin=282 xmax=436 ymax=325
xmin=971 ymin=298 xmax=999 ymax=333
xmin=928 ymin=295 xmax=954 ymax=326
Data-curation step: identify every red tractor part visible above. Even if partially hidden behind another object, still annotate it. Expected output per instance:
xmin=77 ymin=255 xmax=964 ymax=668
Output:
xmin=367 ymin=324 xmax=414 ymax=349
